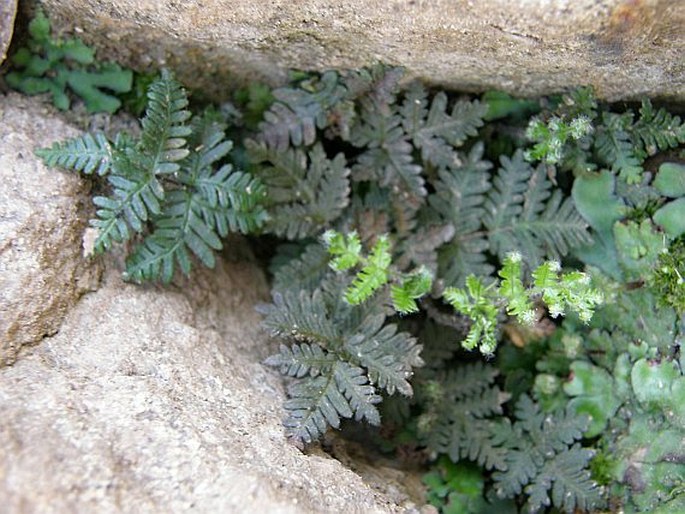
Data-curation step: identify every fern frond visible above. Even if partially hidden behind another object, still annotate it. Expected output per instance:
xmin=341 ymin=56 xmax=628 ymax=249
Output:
xmin=401 ymin=83 xmax=486 ymax=168
xmin=390 ymin=266 xmax=433 ymax=314
xmin=123 ymin=189 xmax=222 ymax=282
xmin=351 ymin=104 xmax=426 ymax=199
xmin=491 ymin=395 xmax=601 ymax=513
xmin=91 ymin=167 xmax=165 ymax=251
xmin=484 ymin=151 xmax=591 ymax=264
xmin=36 ymin=132 xmax=112 ymax=175
xmin=139 ymin=69 xmax=192 ymax=175
xmin=431 ymin=144 xmax=494 ymax=286
xmin=249 ymin=141 xmax=350 ymax=239
xmin=344 ymin=235 xmax=392 ymax=305
xmin=344 ymin=313 xmax=423 ymax=395
xmin=282 ymin=361 xmax=381 ymax=444
xmin=418 ymin=363 xmax=509 ymax=469
xmin=264 ymin=342 xmax=336 ymax=378
xmin=259 ymin=289 xmax=341 ymax=348
xmin=272 ymin=244 xmax=331 ymax=294
xmin=630 ymin=99 xmax=685 ymax=159
xmin=594 ymin=112 xmax=642 ymax=183
xmin=259 ymin=71 xmax=347 ymax=150
xmin=524 ymin=445 xmax=601 ymax=514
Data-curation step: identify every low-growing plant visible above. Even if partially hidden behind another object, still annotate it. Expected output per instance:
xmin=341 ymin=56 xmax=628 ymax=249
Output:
xmin=36 ymin=70 xmax=267 ymax=282
xmin=6 ymin=9 xmax=133 ymax=113
xmin=28 ymin=54 xmax=685 ymax=513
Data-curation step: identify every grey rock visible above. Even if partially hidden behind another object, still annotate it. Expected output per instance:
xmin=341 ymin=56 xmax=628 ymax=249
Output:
xmin=0 ymin=92 xmax=101 ymax=367
xmin=0 ymin=260 xmax=404 ymax=513
xmin=0 ymin=0 xmax=16 ymax=64
xmin=37 ymin=0 xmax=685 ymax=102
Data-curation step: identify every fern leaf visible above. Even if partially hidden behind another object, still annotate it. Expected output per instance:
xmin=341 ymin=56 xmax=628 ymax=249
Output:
xmin=91 ymin=168 xmax=165 ymax=251
xmin=333 ymin=362 xmax=382 ymax=424
xmin=139 ymin=69 xmax=192 ymax=175
xmin=524 ymin=445 xmax=602 ymax=514
xmin=282 ymin=361 xmax=381 ymax=444
xmin=344 ymin=314 xmax=423 ymax=396
xmin=259 ymin=289 xmax=341 ymax=348
xmin=484 ymin=151 xmax=591 ymax=264
xmin=249 ymin=141 xmax=350 ymax=239
xmin=431 ymin=144 xmax=494 ymax=286
xmin=272 ymin=244 xmax=332 ymax=294
xmin=418 ymin=363 xmax=509 ymax=470
xmin=344 ymin=235 xmax=392 ymax=305
xmin=401 ymin=83 xmax=486 ymax=168
xmin=36 ymin=132 xmax=112 ymax=175
xmin=259 ymin=71 xmax=347 ymax=150
xmin=351 ymin=104 xmax=426 ymax=199
xmin=264 ymin=342 xmax=336 ymax=378
xmin=283 ymin=369 xmax=350 ymax=444
xmin=390 ymin=266 xmax=433 ymax=314
xmin=631 ymin=99 xmax=685 ymax=159
xmin=492 ymin=395 xmax=600 ymax=513
xmin=594 ymin=112 xmax=642 ymax=183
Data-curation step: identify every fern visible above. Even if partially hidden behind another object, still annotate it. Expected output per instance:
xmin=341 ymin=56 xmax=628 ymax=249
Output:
xmin=400 ymin=82 xmax=487 ymax=168
xmin=37 ymin=71 xmax=266 ymax=282
xmin=417 ymin=363 xmax=510 ymax=470
xmin=247 ymin=141 xmax=350 ymax=239
xmin=491 ymin=395 xmax=602 ymax=513
xmin=262 ymin=279 xmax=422 ymax=444
xmin=36 ymin=132 xmax=113 ymax=175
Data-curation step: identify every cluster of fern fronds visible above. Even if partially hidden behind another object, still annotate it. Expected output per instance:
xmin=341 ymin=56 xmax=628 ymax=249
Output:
xmin=35 ymin=58 xmax=685 ymax=514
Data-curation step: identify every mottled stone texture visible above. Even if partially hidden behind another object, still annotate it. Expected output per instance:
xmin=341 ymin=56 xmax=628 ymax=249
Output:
xmin=0 ymin=260 xmax=408 ymax=513
xmin=36 ymin=0 xmax=685 ymax=102
xmin=0 ymin=92 xmax=101 ymax=366
xmin=0 ymin=0 xmax=16 ymax=64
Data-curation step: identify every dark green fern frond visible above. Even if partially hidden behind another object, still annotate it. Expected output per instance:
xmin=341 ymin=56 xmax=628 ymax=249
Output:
xmin=350 ymin=105 xmax=426 ymax=199
xmin=630 ymin=99 xmax=685 ymax=159
xmin=248 ymin=141 xmax=350 ymax=239
xmin=417 ymin=363 xmax=510 ymax=470
xmin=91 ymin=165 xmax=165 ymax=251
xmin=259 ymin=71 xmax=348 ymax=150
xmin=344 ymin=313 xmax=423 ymax=395
xmin=282 ymin=361 xmax=381 ymax=444
xmin=491 ymin=395 xmax=602 ymax=513
xmin=260 ymin=289 xmax=341 ymax=347
xmin=35 ymin=132 xmax=112 ymax=175
xmin=400 ymin=83 xmax=487 ymax=168
xmin=430 ymin=144 xmax=494 ymax=286
xmin=594 ymin=111 xmax=642 ymax=184
xmin=263 ymin=342 xmax=337 ymax=378
xmin=484 ymin=151 xmax=591 ymax=265
xmin=139 ymin=69 xmax=192 ymax=175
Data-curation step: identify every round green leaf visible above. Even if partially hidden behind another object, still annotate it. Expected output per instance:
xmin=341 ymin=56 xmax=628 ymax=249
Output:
xmin=654 ymin=198 xmax=685 ymax=238
xmin=654 ymin=162 xmax=685 ymax=198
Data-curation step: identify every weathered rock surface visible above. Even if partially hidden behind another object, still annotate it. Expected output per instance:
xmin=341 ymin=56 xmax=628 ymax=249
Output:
xmin=0 ymin=91 xmax=101 ymax=366
xmin=0 ymin=261 xmax=409 ymax=513
xmin=0 ymin=0 xmax=16 ymax=64
xmin=0 ymin=95 xmax=413 ymax=513
xmin=37 ymin=0 xmax=685 ymax=102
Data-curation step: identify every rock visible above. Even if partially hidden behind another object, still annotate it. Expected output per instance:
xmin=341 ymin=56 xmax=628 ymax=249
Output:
xmin=0 ymin=95 xmax=410 ymax=513
xmin=0 ymin=0 xmax=16 ymax=65
xmin=0 ymin=259 xmax=406 ymax=513
xmin=36 ymin=0 xmax=685 ymax=102
xmin=0 ymin=92 xmax=101 ymax=367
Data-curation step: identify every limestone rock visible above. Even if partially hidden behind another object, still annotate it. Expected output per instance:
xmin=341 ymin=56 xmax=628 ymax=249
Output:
xmin=0 ymin=259 xmax=406 ymax=513
xmin=0 ymin=0 xmax=16 ymax=64
xmin=37 ymin=0 xmax=685 ymax=102
xmin=0 ymin=92 xmax=101 ymax=367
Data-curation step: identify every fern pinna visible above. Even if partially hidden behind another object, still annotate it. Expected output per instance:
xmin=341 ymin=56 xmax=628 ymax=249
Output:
xmin=37 ymin=70 xmax=267 ymax=282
